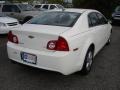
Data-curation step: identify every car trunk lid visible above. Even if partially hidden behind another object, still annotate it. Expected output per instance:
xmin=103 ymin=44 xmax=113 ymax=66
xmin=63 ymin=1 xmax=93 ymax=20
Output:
xmin=12 ymin=24 xmax=71 ymax=51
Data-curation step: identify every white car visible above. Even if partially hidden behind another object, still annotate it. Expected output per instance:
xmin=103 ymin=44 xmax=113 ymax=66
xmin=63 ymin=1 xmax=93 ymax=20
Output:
xmin=0 ymin=13 xmax=20 ymax=34
xmin=7 ymin=9 xmax=112 ymax=75
xmin=34 ymin=4 xmax=64 ymax=10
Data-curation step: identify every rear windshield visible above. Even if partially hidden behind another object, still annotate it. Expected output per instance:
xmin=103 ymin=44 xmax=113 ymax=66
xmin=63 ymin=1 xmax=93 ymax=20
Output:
xmin=27 ymin=11 xmax=81 ymax=27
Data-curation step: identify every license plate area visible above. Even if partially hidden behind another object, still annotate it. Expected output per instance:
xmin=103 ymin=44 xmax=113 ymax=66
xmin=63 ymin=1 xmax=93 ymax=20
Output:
xmin=21 ymin=52 xmax=37 ymax=64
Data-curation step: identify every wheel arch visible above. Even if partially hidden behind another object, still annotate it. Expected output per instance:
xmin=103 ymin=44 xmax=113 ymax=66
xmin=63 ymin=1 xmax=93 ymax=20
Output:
xmin=76 ymin=37 xmax=95 ymax=70
xmin=89 ymin=43 xmax=95 ymax=54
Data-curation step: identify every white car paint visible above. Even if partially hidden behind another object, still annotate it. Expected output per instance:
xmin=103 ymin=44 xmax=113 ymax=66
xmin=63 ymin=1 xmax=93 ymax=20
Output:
xmin=0 ymin=16 xmax=20 ymax=34
xmin=7 ymin=9 xmax=112 ymax=75
xmin=34 ymin=4 xmax=64 ymax=10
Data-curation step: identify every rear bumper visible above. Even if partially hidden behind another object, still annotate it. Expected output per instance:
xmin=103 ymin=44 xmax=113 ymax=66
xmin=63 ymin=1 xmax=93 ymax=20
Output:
xmin=7 ymin=42 xmax=82 ymax=75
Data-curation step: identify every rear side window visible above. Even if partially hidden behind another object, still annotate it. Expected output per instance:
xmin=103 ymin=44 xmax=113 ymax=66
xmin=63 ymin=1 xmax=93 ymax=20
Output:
xmin=88 ymin=12 xmax=100 ymax=27
xmin=96 ymin=13 xmax=108 ymax=25
xmin=88 ymin=16 xmax=93 ymax=27
xmin=50 ymin=5 xmax=56 ymax=9
xmin=2 ymin=5 xmax=20 ymax=12
xmin=42 ymin=5 xmax=49 ymax=9
xmin=34 ymin=5 xmax=41 ymax=8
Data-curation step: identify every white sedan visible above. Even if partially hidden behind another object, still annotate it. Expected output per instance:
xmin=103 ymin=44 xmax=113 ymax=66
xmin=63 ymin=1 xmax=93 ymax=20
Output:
xmin=0 ymin=13 xmax=20 ymax=34
xmin=7 ymin=9 xmax=112 ymax=75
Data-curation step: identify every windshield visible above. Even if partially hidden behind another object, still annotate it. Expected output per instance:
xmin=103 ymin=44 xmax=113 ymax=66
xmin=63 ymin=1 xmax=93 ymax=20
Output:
xmin=28 ymin=11 xmax=81 ymax=27
xmin=19 ymin=4 xmax=34 ymax=11
xmin=115 ymin=6 xmax=120 ymax=12
xmin=0 ymin=13 xmax=6 ymax=17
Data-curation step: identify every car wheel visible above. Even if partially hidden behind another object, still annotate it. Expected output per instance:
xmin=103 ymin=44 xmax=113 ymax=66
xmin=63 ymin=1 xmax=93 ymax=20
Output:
xmin=81 ymin=47 xmax=94 ymax=75
xmin=106 ymin=33 xmax=112 ymax=45
xmin=106 ymin=38 xmax=111 ymax=45
xmin=10 ymin=60 xmax=17 ymax=64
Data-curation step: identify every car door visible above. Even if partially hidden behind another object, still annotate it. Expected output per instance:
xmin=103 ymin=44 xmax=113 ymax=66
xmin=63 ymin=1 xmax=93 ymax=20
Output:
xmin=88 ymin=12 xmax=105 ymax=53
xmin=2 ymin=5 xmax=21 ymax=20
xmin=96 ymin=12 xmax=111 ymax=44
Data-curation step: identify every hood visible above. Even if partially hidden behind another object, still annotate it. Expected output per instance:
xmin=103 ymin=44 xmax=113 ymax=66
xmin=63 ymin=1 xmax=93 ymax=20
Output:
xmin=0 ymin=17 xmax=18 ymax=23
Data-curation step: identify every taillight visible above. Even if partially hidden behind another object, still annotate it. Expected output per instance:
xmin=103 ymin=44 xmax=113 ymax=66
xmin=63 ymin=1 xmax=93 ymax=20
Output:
xmin=47 ymin=36 xmax=69 ymax=51
xmin=8 ymin=31 xmax=18 ymax=44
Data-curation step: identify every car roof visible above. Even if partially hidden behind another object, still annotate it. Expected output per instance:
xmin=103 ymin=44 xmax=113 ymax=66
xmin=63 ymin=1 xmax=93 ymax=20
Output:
xmin=35 ymin=4 xmax=59 ymax=5
xmin=49 ymin=8 xmax=95 ymax=13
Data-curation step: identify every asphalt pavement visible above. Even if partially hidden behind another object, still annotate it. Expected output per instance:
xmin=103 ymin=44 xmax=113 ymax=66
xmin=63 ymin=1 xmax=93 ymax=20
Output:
xmin=0 ymin=26 xmax=120 ymax=90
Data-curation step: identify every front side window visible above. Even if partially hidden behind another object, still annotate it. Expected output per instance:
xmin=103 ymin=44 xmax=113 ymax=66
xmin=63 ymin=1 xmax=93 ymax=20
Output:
xmin=2 ymin=5 xmax=20 ymax=12
xmin=28 ymin=12 xmax=81 ymax=27
xmin=42 ymin=5 xmax=49 ymax=9
xmin=88 ymin=12 xmax=100 ymax=27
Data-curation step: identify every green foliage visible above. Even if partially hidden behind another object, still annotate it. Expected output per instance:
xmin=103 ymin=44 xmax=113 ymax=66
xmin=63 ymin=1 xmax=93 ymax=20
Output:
xmin=73 ymin=0 xmax=120 ymax=18
xmin=48 ymin=0 xmax=64 ymax=4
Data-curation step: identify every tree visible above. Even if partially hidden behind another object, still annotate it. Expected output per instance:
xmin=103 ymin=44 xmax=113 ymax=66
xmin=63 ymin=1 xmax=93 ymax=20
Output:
xmin=47 ymin=0 xmax=64 ymax=4
xmin=73 ymin=0 xmax=120 ymax=18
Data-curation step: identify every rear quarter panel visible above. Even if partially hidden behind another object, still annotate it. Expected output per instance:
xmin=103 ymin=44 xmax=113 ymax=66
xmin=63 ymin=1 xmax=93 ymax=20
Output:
xmin=61 ymin=11 xmax=96 ymax=69
xmin=61 ymin=10 xmax=112 ymax=69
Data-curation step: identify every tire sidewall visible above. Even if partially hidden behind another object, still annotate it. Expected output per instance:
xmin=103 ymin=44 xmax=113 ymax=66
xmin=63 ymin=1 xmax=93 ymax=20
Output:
xmin=81 ymin=47 xmax=94 ymax=75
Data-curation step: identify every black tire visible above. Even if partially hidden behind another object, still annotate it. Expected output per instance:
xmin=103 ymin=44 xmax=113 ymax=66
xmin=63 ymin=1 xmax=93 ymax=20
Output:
xmin=106 ymin=37 xmax=111 ymax=45
xmin=81 ymin=47 xmax=94 ymax=75
xmin=10 ymin=60 xmax=17 ymax=64
xmin=23 ymin=16 xmax=33 ymax=24
xmin=106 ymin=31 xmax=112 ymax=45
xmin=111 ymin=19 xmax=115 ymax=25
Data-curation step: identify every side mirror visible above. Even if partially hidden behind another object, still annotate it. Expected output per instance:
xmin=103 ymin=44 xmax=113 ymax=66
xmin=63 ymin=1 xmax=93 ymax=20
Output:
xmin=108 ymin=20 xmax=112 ymax=24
